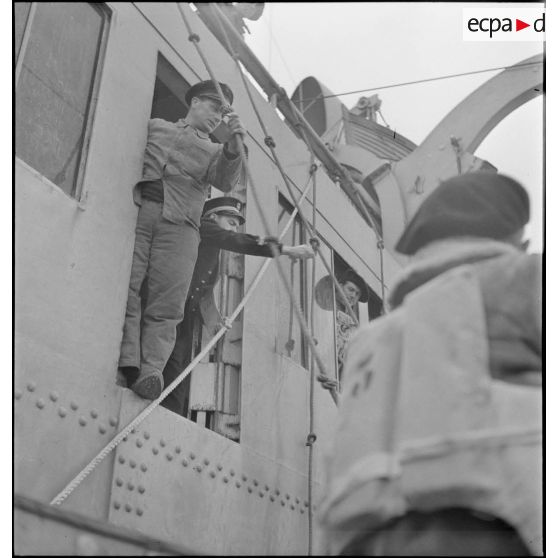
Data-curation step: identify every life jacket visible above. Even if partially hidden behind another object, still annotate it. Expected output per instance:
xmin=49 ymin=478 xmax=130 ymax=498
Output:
xmin=319 ymin=264 xmax=542 ymax=555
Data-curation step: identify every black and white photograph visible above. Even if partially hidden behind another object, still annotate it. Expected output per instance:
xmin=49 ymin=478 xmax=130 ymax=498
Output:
xmin=13 ymin=2 xmax=546 ymax=555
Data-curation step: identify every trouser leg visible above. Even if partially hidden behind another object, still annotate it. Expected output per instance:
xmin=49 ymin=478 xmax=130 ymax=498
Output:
xmin=139 ymin=215 xmax=199 ymax=379
xmin=161 ymin=309 xmax=195 ymax=415
xmin=119 ymin=202 xmax=156 ymax=370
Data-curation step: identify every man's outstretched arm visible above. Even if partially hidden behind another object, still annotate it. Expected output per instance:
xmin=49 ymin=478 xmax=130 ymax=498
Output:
xmin=201 ymin=219 xmax=314 ymax=259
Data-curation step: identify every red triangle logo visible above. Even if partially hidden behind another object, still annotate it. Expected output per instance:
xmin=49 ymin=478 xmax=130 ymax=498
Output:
xmin=516 ymin=19 xmax=530 ymax=31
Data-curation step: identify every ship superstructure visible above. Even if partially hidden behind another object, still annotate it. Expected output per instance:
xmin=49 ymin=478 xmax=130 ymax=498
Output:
xmin=14 ymin=3 xmax=542 ymax=555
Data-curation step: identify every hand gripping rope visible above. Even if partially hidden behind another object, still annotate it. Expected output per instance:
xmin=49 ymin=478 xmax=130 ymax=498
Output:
xmin=50 ymin=172 xmax=317 ymax=507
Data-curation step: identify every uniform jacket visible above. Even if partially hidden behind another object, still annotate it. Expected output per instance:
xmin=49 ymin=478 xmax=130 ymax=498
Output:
xmin=187 ymin=216 xmax=282 ymax=310
xmin=133 ymin=119 xmax=242 ymax=228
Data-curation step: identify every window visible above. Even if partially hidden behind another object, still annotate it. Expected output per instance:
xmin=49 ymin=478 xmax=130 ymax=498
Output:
xmin=277 ymin=195 xmax=308 ymax=367
xmin=151 ymin=54 xmax=191 ymax=121
xmin=15 ymin=2 xmax=109 ymax=198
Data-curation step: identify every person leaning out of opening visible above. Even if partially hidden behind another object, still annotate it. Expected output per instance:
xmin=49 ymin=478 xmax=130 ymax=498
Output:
xmin=161 ymin=196 xmax=315 ymax=416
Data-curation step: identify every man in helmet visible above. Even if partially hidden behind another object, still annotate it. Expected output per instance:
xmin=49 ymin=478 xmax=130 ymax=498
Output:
xmin=119 ymin=80 xmax=246 ymax=401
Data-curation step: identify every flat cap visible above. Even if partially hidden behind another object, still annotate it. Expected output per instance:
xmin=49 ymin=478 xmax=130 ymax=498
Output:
xmin=185 ymin=80 xmax=233 ymax=107
xmin=203 ymin=196 xmax=245 ymax=224
xmin=396 ymin=172 xmax=530 ymax=255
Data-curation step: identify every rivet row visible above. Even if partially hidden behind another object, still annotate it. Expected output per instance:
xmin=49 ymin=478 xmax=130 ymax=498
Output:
xmin=112 ymin=443 xmax=302 ymax=508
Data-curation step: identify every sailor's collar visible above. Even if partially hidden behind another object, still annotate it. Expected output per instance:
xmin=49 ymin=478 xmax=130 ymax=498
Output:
xmin=177 ymin=119 xmax=209 ymax=139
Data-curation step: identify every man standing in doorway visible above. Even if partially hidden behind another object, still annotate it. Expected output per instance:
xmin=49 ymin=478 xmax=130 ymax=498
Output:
xmin=119 ymin=80 xmax=246 ymax=400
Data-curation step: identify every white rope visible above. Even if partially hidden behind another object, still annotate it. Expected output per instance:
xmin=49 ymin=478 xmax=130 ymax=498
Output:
xmin=50 ymin=172 xmax=316 ymax=507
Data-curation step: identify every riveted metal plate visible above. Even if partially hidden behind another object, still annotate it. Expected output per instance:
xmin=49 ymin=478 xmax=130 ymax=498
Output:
xmin=109 ymin=391 xmax=322 ymax=555
xmin=14 ymin=371 xmax=124 ymax=518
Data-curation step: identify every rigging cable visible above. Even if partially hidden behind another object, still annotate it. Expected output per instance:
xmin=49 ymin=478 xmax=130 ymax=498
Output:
xmin=50 ymin=171 xmax=317 ymax=506
xmin=285 ymin=93 xmax=388 ymax=314
xmin=298 ymin=59 xmax=543 ymax=115
xmin=208 ymin=2 xmax=389 ymax=316
xmin=211 ymin=3 xmax=363 ymax=331
xmin=245 ymin=127 xmax=386 ymax=289
xmin=203 ymin=2 xmax=340 ymax=400
xmin=306 ymin=156 xmax=318 ymax=556
xmin=208 ymin=6 xmax=379 ymax=550
xmin=265 ymin=5 xmax=297 ymax=88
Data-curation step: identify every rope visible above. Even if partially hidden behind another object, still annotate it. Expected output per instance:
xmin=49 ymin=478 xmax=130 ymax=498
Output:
xmin=50 ymin=171 xmax=316 ymax=507
xmin=245 ymin=128 xmax=386 ymax=292
xmin=306 ymin=155 xmax=318 ymax=556
xmin=285 ymin=223 xmax=297 ymax=357
xmin=284 ymin=92 xmax=389 ymax=314
xmin=211 ymin=3 xmax=362 ymax=330
xmin=297 ymin=60 xmax=544 ymax=115
xmin=184 ymin=2 xmax=338 ymax=403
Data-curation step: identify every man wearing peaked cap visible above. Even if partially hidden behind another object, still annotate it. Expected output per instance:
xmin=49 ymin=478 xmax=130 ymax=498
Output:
xmin=119 ymin=79 xmax=248 ymax=401
xmin=184 ymin=80 xmax=234 ymax=107
xmin=160 ymin=196 xmax=315 ymax=416
xmin=201 ymin=196 xmax=245 ymax=223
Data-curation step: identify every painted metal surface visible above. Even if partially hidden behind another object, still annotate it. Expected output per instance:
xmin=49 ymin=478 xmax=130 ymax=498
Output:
xmin=13 ymin=359 xmax=122 ymax=519
xmin=15 ymin=494 xmax=196 ymax=555
xmin=109 ymin=392 xmax=325 ymax=555
xmin=343 ymin=110 xmax=416 ymax=162
xmin=390 ymin=54 xmax=543 ymax=219
xmin=291 ymin=76 xmax=344 ymax=137
xmin=14 ymin=2 xmax=400 ymax=554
